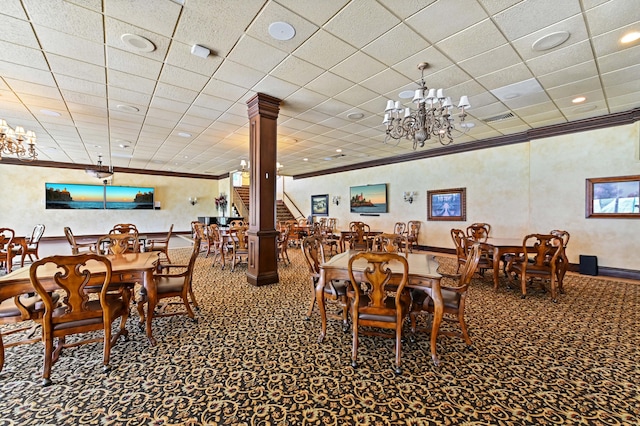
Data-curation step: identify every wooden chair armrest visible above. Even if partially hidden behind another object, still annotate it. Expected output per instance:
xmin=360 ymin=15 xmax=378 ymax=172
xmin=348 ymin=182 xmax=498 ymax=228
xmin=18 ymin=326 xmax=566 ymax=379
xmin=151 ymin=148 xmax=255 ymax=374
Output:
xmin=154 ymin=271 xmax=189 ymax=279
xmin=157 ymin=263 xmax=188 ymax=271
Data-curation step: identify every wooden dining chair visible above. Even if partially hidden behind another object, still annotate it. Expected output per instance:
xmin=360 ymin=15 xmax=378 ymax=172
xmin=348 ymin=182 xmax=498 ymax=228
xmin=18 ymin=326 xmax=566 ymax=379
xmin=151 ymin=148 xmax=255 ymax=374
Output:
xmin=348 ymin=251 xmax=411 ymax=374
xmin=372 ymin=233 xmax=408 ymax=253
xmin=20 ymin=224 xmax=45 ymax=267
xmin=110 ymin=223 xmax=140 ymax=252
xmin=63 ymin=227 xmax=96 ymax=255
xmin=409 ymin=243 xmax=482 ymax=347
xmin=228 ymin=226 xmax=249 ymax=271
xmin=146 ymin=224 xmax=173 ymax=263
xmin=406 ymin=220 xmax=421 ymax=252
xmin=393 ymin=222 xmax=406 ymax=235
xmin=277 ymin=225 xmax=291 ymax=265
xmin=550 ymin=229 xmax=570 ymax=286
xmin=466 ymin=223 xmax=491 ymax=242
xmin=207 ymin=224 xmax=228 ymax=269
xmin=30 ymin=253 xmax=130 ymax=386
xmin=302 ymin=235 xmax=348 ymax=334
xmin=349 ymin=221 xmax=371 ymax=251
xmin=0 ymin=228 xmax=21 ymax=273
xmin=141 ymin=236 xmax=201 ymax=323
xmin=506 ymin=234 xmax=565 ymax=302
xmin=0 ymin=292 xmax=61 ymax=373
xmin=97 ymin=233 xmax=139 ymax=255
xmin=451 ymin=229 xmax=468 ymax=273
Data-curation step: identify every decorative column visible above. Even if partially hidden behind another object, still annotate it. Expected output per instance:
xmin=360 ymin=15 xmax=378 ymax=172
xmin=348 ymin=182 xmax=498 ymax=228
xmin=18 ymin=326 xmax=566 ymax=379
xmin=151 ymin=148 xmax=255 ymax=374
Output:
xmin=246 ymin=93 xmax=281 ymax=286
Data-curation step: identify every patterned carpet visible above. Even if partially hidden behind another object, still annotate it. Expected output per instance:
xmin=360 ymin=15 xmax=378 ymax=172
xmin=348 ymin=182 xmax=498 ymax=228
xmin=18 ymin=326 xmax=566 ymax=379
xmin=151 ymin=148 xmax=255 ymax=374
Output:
xmin=1 ymin=247 xmax=639 ymax=425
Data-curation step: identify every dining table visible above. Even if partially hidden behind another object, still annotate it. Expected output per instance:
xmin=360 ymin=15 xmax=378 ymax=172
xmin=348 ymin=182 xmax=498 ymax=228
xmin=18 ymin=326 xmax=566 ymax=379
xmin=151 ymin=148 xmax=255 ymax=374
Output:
xmin=0 ymin=251 xmax=161 ymax=367
xmin=317 ymin=250 xmax=444 ymax=365
xmin=484 ymin=237 xmax=529 ymax=290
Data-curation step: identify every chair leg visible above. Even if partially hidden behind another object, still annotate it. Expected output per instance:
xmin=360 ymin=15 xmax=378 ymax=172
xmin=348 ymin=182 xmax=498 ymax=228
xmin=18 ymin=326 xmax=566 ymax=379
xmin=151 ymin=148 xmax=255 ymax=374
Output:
xmin=189 ymin=286 xmax=199 ymax=310
xmin=394 ymin=322 xmax=403 ymax=374
xmin=305 ymin=282 xmax=316 ymax=320
xmin=351 ymin=316 xmax=359 ymax=368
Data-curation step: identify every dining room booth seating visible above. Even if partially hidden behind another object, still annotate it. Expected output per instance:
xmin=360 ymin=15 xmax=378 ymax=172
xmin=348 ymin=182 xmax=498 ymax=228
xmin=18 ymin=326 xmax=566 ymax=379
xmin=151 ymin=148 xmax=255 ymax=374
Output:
xmin=347 ymin=251 xmax=411 ymax=374
xmin=409 ymin=243 xmax=482 ymax=348
xmin=140 ymin=236 xmax=201 ymax=323
xmin=63 ymin=227 xmax=96 ymax=255
xmin=29 ymin=253 xmax=131 ymax=386
xmin=0 ymin=228 xmax=21 ymax=273
xmin=302 ymin=235 xmax=348 ymax=332
xmin=146 ymin=224 xmax=173 ymax=263
xmin=20 ymin=224 xmax=45 ymax=267
xmin=505 ymin=233 xmax=566 ymax=302
xmin=406 ymin=220 xmax=421 ymax=252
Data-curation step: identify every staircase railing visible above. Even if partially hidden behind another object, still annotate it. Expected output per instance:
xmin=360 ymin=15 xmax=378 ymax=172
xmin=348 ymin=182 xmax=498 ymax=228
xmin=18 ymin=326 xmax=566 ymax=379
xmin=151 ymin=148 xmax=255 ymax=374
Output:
xmin=232 ymin=187 xmax=250 ymax=220
xmin=283 ymin=192 xmax=305 ymax=220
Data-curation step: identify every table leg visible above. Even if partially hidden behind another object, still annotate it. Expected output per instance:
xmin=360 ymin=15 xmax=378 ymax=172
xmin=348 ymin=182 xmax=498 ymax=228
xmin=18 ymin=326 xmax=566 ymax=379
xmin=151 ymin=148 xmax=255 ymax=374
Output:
xmin=429 ymin=282 xmax=443 ymax=367
xmin=142 ymin=269 xmax=157 ymax=346
xmin=316 ymin=270 xmax=327 ymax=343
xmin=492 ymin=247 xmax=501 ymax=290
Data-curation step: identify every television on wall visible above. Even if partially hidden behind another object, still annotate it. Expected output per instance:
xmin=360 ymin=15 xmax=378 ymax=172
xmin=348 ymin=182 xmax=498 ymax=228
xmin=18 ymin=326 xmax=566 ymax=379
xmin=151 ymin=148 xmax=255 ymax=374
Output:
xmin=350 ymin=183 xmax=388 ymax=213
xmin=45 ymin=183 xmax=154 ymax=210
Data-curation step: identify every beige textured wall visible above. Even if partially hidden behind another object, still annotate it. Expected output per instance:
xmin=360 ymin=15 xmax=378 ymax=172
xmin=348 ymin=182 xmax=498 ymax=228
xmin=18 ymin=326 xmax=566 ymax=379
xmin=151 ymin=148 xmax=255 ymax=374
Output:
xmin=285 ymin=122 xmax=640 ymax=270
xmin=0 ymin=164 xmax=220 ymax=238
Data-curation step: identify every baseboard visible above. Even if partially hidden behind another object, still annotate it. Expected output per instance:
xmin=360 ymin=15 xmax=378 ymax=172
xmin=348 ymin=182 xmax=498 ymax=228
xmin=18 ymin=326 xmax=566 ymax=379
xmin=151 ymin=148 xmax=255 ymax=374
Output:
xmin=420 ymin=245 xmax=640 ymax=281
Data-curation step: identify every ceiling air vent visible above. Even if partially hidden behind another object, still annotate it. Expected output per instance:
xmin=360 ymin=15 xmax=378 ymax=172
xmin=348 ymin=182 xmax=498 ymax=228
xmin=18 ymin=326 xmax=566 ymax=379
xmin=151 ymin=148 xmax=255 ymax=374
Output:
xmin=482 ymin=112 xmax=514 ymax=123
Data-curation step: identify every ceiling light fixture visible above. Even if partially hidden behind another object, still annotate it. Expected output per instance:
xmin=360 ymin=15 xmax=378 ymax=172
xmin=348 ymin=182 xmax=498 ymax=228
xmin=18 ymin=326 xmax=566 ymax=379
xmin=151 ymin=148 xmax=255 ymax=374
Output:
xmin=178 ymin=132 xmax=192 ymax=138
xmin=531 ymin=31 xmax=570 ymax=52
xmin=85 ymin=154 xmax=113 ymax=179
xmin=0 ymin=118 xmax=37 ymax=161
xmin=620 ymin=31 xmax=640 ymax=44
xmin=383 ymin=62 xmax=470 ymax=148
xmin=121 ymin=33 xmax=156 ymax=52
xmin=268 ymin=22 xmax=295 ymax=41
xmin=572 ymin=96 xmax=586 ymax=104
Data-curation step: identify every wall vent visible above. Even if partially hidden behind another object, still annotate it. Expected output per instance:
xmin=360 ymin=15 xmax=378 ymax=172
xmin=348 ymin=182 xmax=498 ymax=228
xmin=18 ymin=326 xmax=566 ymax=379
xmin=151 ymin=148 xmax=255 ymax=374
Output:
xmin=482 ymin=112 xmax=515 ymax=123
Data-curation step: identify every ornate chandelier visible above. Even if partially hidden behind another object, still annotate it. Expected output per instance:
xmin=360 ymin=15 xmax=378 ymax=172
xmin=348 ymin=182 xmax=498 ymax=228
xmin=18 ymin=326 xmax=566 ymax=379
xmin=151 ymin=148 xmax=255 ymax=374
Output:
xmin=383 ymin=62 xmax=471 ymax=149
xmin=0 ymin=119 xmax=37 ymax=161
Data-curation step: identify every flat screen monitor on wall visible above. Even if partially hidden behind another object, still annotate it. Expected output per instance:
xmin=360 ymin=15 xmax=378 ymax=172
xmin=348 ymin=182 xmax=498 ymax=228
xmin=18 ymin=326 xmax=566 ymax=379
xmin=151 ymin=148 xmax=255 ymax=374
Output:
xmin=349 ymin=183 xmax=388 ymax=213
xmin=45 ymin=183 xmax=154 ymax=210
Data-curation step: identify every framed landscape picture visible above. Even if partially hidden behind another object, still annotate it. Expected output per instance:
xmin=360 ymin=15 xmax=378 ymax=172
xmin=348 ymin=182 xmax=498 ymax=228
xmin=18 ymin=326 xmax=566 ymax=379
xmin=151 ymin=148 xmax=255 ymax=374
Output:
xmin=311 ymin=194 xmax=329 ymax=216
xmin=427 ymin=188 xmax=466 ymax=221
xmin=586 ymin=175 xmax=640 ymax=218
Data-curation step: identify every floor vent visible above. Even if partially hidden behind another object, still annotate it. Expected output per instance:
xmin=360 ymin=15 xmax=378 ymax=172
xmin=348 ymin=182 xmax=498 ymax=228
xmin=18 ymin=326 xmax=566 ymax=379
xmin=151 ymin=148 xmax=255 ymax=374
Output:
xmin=482 ymin=112 xmax=515 ymax=123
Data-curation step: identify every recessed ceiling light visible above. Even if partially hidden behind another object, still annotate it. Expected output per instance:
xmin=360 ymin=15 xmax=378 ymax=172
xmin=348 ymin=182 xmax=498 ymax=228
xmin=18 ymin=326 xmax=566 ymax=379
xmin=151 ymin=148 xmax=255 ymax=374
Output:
xmin=303 ymin=158 xmax=308 ymax=161
xmin=620 ymin=31 xmax=640 ymax=44
xmin=574 ymin=104 xmax=597 ymax=113
xmin=116 ymin=104 xmax=139 ymax=112
xmin=40 ymin=109 xmax=61 ymax=117
xmin=459 ymin=122 xmax=475 ymax=129
xmin=572 ymin=96 xmax=586 ymax=104
xmin=268 ymin=22 xmax=295 ymax=41
xmin=118 ymin=143 xmax=130 ymax=148
xmin=531 ymin=31 xmax=570 ymax=52
xmin=347 ymin=112 xmax=365 ymax=120
xmin=336 ymin=149 xmax=342 ymax=153
xmin=121 ymin=33 xmax=156 ymax=52
xmin=178 ymin=132 xmax=192 ymax=138
xmin=398 ymin=90 xmax=414 ymax=99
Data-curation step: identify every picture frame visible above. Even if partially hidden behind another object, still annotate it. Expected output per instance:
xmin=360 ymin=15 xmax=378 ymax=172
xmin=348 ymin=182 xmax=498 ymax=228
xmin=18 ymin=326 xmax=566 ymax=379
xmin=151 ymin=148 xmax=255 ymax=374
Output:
xmin=311 ymin=194 xmax=329 ymax=216
xmin=586 ymin=175 xmax=640 ymax=218
xmin=427 ymin=188 xmax=466 ymax=221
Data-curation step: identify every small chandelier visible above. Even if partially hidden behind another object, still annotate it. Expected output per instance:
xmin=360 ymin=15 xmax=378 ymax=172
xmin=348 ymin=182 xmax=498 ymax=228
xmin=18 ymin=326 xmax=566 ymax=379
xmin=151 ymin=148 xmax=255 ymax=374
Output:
xmin=383 ymin=62 xmax=471 ymax=149
xmin=86 ymin=155 xmax=114 ymax=179
xmin=0 ymin=119 xmax=37 ymax=161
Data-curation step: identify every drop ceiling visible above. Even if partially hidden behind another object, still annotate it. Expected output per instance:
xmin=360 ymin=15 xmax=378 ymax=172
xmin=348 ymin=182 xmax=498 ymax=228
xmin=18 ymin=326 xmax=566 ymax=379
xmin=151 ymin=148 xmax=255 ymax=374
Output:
xmin=0 ymin=0 xmax=639 ymax=177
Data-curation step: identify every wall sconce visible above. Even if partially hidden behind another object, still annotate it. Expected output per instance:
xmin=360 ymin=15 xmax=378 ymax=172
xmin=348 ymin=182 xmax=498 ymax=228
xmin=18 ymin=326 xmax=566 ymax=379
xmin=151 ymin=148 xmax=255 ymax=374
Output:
xmin=189 ymin=197 xmax=198 ymax=206
xmin=332 ymin=195 xmax=341 ymax=205
xmin=403 ymin=191 xmax=417 ymax=204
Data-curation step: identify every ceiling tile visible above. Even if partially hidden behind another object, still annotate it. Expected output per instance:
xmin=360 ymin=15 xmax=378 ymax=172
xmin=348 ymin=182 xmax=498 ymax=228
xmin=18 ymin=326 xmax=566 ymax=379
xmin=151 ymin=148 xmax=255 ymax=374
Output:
xmin=407 ymin=0 xmax=487 ymax=43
